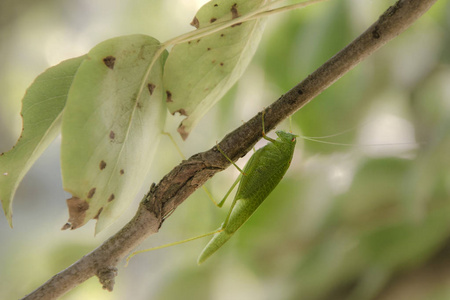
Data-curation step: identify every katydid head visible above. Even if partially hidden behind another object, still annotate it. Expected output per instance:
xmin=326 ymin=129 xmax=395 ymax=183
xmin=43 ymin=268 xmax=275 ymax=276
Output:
xmin=275 ymin=130 xmax=297 ymax=144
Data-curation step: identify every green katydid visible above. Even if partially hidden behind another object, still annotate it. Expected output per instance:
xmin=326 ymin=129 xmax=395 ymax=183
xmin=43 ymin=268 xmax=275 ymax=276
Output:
xmin=197 ymin=114 xmax=297 ymax=263
xmin=126 ymin=111 xmax=297 ymax=265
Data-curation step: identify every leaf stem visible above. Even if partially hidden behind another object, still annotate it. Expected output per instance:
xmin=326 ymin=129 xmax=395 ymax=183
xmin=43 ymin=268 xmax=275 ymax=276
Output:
xmin=125 ymin=229 xmax=221 ymax=266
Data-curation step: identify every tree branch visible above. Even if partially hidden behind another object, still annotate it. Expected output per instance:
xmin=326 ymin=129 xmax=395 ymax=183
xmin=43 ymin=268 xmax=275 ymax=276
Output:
xmin=21 ymin=0 xmax=437 ymax=299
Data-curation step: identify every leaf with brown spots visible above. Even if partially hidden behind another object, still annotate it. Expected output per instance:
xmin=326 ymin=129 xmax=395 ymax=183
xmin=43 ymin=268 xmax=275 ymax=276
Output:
xmin=0 ymin=55 xmax=86 ymax=227
xmin=61 ymin=34 xmax=167 ymax=233
xmin=163 ymin=0 xmax=268 ymax=140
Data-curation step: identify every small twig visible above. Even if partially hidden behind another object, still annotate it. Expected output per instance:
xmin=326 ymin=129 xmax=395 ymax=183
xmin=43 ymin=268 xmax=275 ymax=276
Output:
xmin=21 ymin=0 xmax=437 ymax=299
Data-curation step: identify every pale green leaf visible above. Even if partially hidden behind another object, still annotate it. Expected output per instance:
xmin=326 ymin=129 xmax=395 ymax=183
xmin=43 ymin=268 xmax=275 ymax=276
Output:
xmin=164 ymin=0 xmax=268 ymax=139
xmin=61 ymin=34 xmax=167 ymax=233
xmin=0 ymin=55 xmax=86 ymax=227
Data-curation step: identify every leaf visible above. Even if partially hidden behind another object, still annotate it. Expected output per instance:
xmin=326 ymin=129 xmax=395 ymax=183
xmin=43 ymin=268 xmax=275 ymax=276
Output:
xmin=0 ymin=55 xmax=86 ymax=227
xmin=163 ymin=0 xmax=268 ymax=140
xmin=60 ymin=34 xmax=167 ymax=233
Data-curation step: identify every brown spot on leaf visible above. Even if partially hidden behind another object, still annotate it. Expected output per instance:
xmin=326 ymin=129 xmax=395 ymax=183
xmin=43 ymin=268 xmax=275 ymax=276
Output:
xmin=87 ymin=188 xmax=96 ymax=199
xmin=196 ymin=39 xmax=201 ymax=43
xmin=94 ymin=207 xmax=103 ymax=219
xmin=178 ymin=124 xmax=189 ymax=141
xmin=212 ymin=60 xmax=216 ymax=64
xmin=103 ymin=56 xmax=116 ymax=69
xmin=108 ymin=194 xmax=115 ymax=202
xmin=188 ymin=41 xmax=192 ymax=45
xmin=231 ymin=3 xmax=239 ymax=19
xmin=220 ymin=62 xmax=224 ymax=66
xmin=220 ymin=34 xmax=225 ymax=37
xmin=120 ymin=169 xmax=125 ymax=175
xmin=191 ymin=17 xmax=199 ymax=28
xmin=210 ymin=18 xmax=217 ymax=23
xmin=175 ymin=109 xmax=187 ymax=116
xmin=231 ymin=22 xmax=242 ymax=27
xmin=99 ymin=160 xmax=107 ymax=170
xmin=109 ymin=131 xmax=115 ymax=140
xmin=207 ymin=48 xmax=211 ymax=51
xmin=62 ymin=197 xmax=89 ymax=230
xmin=214 ymin=4 xmax=218 ymax=7
xmin=148 ymin=83 xmax=156 ymax=95
xmin=166 ymin=91 xmax=173 ymax=102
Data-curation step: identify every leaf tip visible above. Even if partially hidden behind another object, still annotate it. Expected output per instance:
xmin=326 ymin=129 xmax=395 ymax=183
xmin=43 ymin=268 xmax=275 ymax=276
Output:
xmin=5 ymin=212 xmax=13 ymax=228
xmin=191 ymin=17 xmax=200 ymax=28
xmin=61 ymin=223 xmax=71 ymax=230
xmin=62 ymin=197 xmax=89 ymax=230
xmin=177 ymin=124 xmax=190 ymax=141
xmin=1 ymin=194 xmax=14 ymax=228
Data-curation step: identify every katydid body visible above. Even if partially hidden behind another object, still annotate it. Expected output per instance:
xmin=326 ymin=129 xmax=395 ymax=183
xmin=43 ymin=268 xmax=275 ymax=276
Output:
xmin=198 ymin=130 xmax=297 ymax=264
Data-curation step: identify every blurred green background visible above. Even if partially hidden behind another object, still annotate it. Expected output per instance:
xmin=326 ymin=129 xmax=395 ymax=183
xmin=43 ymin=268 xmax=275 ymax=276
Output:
xmin=0 ymin=0 xmax=449 ymax=299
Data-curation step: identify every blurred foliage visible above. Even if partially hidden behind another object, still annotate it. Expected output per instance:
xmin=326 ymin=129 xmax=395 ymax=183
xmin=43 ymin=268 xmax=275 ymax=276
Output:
xmin=0 ymin=0 xmax=449 ymax=300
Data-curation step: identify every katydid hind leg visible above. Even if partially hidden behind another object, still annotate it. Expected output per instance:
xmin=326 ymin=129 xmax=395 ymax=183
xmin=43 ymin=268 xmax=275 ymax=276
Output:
xmin=126 ymin=229 xmax=221 ymax=266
